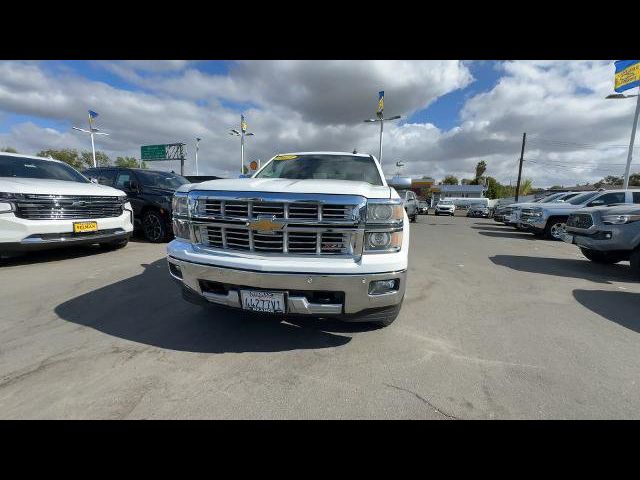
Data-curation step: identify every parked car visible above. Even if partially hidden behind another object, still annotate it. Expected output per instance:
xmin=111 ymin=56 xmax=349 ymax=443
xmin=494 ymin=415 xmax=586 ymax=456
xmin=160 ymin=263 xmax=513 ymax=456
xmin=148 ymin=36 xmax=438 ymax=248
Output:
xmin=0 ymin=152 xmax=133 ymax=259
xmin=519 ymin=189 xmax=640 ymax=240
xmin=504 ymin=192 xmax=581 ymax=229
xmin=435 ymin=200 xmax=456 ymax=216
xmin=395 ymin=189 xmax=419 ymax=222
xmin=467 ymin=204 xmax=490 ymax=218
xmin=564 ymin=204 xmax=640 ymax=277
xmin=168 ymin=152 xmax=409 ymax=327
xmin=84 ymin=167 xmax=191 ymax=243
xmin=418 ymin=201 xmax=429 ymax=215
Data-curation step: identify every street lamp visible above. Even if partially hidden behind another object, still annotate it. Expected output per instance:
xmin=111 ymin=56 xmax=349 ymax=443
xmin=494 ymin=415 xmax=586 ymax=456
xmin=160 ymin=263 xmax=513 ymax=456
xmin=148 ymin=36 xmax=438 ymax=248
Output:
xmin=229 ymin=114 xmax=254 ymax=174
xmin=606 ymin=92 xmax=640 ymax=189
xmin=195 ymin=137 xmax=201 ymax=175
xmin=72 ymin=110 xmax=109 ymax=168
xmin=364 ymin=91 xmax=401 ymax=165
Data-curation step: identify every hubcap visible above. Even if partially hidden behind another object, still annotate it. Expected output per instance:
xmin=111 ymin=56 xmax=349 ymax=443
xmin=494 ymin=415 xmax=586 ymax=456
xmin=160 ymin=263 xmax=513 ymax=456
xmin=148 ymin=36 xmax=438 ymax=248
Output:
xmin=550 ymin=222 xmax=566 ymax=239
xmin=144 ymin=214 xmax=163 ymax=241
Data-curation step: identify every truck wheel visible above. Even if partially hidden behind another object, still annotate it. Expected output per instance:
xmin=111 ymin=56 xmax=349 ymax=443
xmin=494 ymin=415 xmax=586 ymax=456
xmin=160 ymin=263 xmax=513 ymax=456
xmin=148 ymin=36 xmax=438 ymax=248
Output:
xmin=544 ymin=217 xmax=568 ymax=240
xmin=580 ymin=247 xmax=623 ymax=264
xmin=629 ymin=248 xmax=640 ymax=279
xmin=142 ymin=210 xmax=168 ymax=243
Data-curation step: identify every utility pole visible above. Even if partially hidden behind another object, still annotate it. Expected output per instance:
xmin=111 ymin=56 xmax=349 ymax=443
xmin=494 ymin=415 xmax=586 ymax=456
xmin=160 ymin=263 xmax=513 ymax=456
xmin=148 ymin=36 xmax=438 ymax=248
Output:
xmin=195 ymin=137 xmax=201 ymax=175
xmin=72 ymin=110 xmax=109 ymax=167
xmin=229 ymin=114 xmax=254 ymax=175
xmin=364 ymin=91 xmax=401 ymax=165
xmin=515 ymin=132 xmax=526 ymax=202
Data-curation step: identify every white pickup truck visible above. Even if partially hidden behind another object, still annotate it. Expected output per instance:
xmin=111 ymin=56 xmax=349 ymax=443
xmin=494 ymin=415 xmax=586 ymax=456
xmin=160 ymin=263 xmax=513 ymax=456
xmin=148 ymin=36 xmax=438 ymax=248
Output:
xmin=0 ymin=152 xmax=134 ymax=258
xmin=167 ymin=152 xmax=409 ymax=327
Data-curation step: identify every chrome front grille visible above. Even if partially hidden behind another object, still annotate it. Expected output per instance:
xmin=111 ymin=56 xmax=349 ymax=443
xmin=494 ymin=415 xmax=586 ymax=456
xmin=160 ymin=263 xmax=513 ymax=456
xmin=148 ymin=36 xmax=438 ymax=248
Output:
xmin=14 ymin=195 xmax=123 ymax=220
xmin=190 ymin=192 xmax=364 ymax=257
xmin=200 ymin=199 xmax=353 ymax=221
xmin=201 ymin=225 xmax=353 ymax=255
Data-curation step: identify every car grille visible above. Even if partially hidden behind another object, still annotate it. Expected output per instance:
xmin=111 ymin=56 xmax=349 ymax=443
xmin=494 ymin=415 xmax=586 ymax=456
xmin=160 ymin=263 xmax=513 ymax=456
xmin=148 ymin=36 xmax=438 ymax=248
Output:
xmin=567 ymin=213 xmax=593 ymax=229
xmin=200 ymin=225 xmax=353 ymax=255
xmin=190 ymin=193 xmax=364 ymax=256
xmin=14 ymin=195 xmax=123 ymax=220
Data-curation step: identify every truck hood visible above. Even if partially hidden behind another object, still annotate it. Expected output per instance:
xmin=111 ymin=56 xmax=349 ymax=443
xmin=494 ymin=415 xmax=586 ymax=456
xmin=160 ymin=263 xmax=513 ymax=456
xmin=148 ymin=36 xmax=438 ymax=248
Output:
xmin=0 ymin=177 xmax=126 ymax=197
xmin=574 ymin=204 xmax=640 ymax=215
xmin=181 ymin=177 xmax=393 ymax=199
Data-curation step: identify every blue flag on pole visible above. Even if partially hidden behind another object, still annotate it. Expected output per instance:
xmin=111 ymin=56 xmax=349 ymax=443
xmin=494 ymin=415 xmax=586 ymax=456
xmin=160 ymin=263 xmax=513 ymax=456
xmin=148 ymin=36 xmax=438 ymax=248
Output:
xmin=88 ymin=110 xmax=99 ymax=118
xmin=614 ymin=60 xmax=640 ymax=92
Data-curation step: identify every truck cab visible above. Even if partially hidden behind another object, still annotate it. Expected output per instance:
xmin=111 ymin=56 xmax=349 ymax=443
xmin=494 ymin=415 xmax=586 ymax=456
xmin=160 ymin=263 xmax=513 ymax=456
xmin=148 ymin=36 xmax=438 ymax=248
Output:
xmin=167 ymin=152 xmax=409 ymax=327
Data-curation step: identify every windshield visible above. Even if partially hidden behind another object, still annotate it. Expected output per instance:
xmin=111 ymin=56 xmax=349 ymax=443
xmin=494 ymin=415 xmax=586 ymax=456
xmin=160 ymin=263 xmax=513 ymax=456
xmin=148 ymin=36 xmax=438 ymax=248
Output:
xmin=566 ymin=191 xmax=600 ymax=205
xmin=135 ymin=170 xmax=190 ymax=190
xmin=0 ymin=155 xmax=89 ymax=183
xmin=439 ymin=200 xmax=453 ymax=205
xmin=540 ymin=193 xmax=565 ymax=203
xmin=255 ymin=154 xmax=383 ymax=185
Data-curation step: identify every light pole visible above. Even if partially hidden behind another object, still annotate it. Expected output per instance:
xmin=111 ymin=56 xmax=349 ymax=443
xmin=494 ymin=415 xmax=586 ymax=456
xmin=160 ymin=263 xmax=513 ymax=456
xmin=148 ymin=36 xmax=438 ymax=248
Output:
xmin=195 ymin=137 xmax=201 ymax=175
xmin=364 ymin=91 xmax=401 ymax=165
xmin=72 ymin=110 xmax=109 ymax=167
xmin=606 ymin=93 xmax=640 ymax=189
xmin=229 ymin=114 xmax=254 ymax=174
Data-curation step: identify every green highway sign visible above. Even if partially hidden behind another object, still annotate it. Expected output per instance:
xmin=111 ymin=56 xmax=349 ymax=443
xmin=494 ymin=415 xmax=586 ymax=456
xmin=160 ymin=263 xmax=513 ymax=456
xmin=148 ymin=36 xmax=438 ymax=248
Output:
xmin=141 ymin=144 xmax=168 ymax=161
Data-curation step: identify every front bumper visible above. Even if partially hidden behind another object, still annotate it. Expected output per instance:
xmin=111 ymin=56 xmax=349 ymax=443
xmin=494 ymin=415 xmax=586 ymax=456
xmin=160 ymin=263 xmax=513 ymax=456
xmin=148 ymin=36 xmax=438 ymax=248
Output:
xmin=167 ymin=256 xmax=406 ymax=316
xmin=564 ymin=225 xmax=635 ymax=252
xmin=0 ymin=207 xmax=134 ymax=252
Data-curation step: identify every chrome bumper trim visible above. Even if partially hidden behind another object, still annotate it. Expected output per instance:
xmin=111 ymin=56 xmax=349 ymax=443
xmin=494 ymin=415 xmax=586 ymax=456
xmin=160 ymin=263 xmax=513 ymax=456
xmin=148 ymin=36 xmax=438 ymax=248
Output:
xmin=168 ymin=256 xmax=406 ymax=314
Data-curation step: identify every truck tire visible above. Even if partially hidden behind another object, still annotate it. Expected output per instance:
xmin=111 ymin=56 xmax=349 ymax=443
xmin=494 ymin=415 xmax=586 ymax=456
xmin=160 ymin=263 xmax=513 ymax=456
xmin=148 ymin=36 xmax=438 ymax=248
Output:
xmin=630 ymin=248 xmax=640 ymax=279
xmin=544 ymin=216 xmax=568 ymax=240
xmin=580 ymin=247 xmax=624 ymax=264
xmin=142 ymin=210 xmax=168 ymax=243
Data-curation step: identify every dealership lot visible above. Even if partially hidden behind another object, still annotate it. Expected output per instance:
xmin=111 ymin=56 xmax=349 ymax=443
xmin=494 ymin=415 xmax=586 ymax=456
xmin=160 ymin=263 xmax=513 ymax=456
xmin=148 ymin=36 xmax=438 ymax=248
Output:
xmin=1 ymin=216 xmax=639 ymax=419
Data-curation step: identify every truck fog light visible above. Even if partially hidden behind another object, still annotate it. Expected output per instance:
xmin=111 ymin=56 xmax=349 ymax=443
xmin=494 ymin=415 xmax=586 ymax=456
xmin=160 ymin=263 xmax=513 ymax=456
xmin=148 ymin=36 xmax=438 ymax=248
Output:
xmin=369 ymin=279 xmax=399 ymax=295
xmin=605 ymin=232 xmax=612 ymax=239
xmin=172 ymin=218 xmax=191 ymax=241
xmin=168 ymin=262 xmax=183 ymax=280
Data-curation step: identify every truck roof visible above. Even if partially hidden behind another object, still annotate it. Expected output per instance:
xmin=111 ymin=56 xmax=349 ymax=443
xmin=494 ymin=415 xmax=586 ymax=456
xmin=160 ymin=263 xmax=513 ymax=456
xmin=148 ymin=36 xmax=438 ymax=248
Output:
xmin=274 ymin=151 xmax=374 ymax=159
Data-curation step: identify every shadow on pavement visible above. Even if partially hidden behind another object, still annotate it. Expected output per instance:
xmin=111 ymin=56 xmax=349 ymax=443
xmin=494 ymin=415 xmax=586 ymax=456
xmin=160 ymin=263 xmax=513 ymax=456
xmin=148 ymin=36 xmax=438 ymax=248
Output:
xmin=573 ymin=289 xmax=640 ymax=333
xmin=0 ymin=245 xmax=115 ymax=267
xmin=490 ymin=255 xmax=637 ymax=284
xmin=478 ymin=231 xmax=537 ymax=240
xmin=472 ymin=225 xmax=524 ymax=232
xmin=55 ymin=258 xmax=359 ymax=354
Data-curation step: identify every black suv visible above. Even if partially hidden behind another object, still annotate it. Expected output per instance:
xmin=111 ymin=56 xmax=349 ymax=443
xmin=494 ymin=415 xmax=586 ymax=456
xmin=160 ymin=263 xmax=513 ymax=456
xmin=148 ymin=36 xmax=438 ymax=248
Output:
xmin=83 ymin=167 xmax=190 ymax=242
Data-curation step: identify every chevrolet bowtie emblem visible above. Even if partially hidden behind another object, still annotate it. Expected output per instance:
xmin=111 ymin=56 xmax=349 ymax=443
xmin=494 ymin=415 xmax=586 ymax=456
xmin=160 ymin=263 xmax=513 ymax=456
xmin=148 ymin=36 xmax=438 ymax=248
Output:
xmin=247 ymin=216 xmax=284 ymax=234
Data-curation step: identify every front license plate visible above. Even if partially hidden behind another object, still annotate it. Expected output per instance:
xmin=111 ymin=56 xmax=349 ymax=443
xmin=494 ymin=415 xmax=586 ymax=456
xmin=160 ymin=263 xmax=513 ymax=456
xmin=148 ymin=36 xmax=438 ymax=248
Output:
xmin=73 ymin=221 xmax=98 ymax=233
xmin=240 ymin=290 xmax=286 ymax=314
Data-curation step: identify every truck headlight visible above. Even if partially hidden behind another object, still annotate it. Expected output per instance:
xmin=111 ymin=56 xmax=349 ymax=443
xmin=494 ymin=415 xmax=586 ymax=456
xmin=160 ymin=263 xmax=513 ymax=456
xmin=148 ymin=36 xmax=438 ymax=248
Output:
xmin=0 ymin=192 xmax=24 ymax=213
xmin=172 ymin=218 xmax=191 ymax=241
xmin=172 ymin=193 xmax=189 ymax=217
xmin=364 ymin=230 xmax=403 ymax=253
xmin=602 ymin=214 xmax=640 ymax=225
xmin=366 ymin=201 xmax=404 ymax=224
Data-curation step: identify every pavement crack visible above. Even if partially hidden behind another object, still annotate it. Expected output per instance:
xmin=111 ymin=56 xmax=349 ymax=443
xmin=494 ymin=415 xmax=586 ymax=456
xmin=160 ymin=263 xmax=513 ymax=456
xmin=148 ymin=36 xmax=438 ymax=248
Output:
xmin=384 ymin=383 xmax=458 ymax=419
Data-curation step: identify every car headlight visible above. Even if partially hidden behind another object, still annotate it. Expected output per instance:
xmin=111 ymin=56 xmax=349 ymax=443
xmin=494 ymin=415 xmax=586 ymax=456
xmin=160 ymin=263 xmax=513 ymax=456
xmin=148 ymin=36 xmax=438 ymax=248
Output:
xmin=172 ymin=193 xmax=189 ymax=217
xmin=0 ymin=192 xmax=23 ymax=213
xmin=366 ymin=201 xmax=404 ymax=224
xmin=602 ymin=214 xmax=640 ymax=225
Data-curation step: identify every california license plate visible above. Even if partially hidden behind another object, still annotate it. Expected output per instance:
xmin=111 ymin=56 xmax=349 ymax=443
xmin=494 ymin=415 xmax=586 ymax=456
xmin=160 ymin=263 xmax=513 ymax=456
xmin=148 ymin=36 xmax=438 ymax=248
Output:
xmin=240 ymin=290 xmax=286 ymax=314
xmin=73 ymin=221 xmax=98 ymax=233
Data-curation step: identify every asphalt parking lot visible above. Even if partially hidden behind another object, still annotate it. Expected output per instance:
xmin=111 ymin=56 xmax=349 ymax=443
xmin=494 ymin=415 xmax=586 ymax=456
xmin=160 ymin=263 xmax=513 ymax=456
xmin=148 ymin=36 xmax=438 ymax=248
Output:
xmin=1 ymin=215 xmax=639 ymax=419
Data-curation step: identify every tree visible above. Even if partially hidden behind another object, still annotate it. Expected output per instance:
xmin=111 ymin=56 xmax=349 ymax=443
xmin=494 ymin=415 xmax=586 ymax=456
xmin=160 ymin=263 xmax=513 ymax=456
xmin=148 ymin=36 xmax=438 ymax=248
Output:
xmin=475 ymin=160 xmax=487 ymax=180
xmin=461 ymin=178 xmax=474 ymax=185
xmin=81 ymin=151 xmax=110 ymax=167
xmin=518 ymin=178 xmax=533 ymax=196
xmin=442 ymin=175 xmax=459 ymax=185
xmin=629 ymin=173 xmax=640 ymax=186
xmin=1 ymin=147 xmax=18 ymax=153
xmin=115 ymin=156 xmax=146 ymax=168
xmin=37 ymin=149 xmax=110 ymax=170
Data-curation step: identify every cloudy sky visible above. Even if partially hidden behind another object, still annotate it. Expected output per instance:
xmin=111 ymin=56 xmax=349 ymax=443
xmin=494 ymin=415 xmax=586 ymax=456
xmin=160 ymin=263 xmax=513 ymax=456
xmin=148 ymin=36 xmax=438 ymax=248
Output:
xmin=0 ymin=60 xmax=637 ymax=187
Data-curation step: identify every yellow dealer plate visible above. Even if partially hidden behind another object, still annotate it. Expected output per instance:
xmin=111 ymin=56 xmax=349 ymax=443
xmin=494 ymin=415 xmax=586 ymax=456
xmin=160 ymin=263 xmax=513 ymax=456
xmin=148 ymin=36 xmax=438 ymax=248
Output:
xmin=73 ymin=221 xmax=98 ymax=233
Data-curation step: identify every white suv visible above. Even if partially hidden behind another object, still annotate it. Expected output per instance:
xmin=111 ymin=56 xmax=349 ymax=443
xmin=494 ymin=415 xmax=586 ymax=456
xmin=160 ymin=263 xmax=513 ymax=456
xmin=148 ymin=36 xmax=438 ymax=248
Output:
xmin=0 ymin=152 xmax=134 ymax=258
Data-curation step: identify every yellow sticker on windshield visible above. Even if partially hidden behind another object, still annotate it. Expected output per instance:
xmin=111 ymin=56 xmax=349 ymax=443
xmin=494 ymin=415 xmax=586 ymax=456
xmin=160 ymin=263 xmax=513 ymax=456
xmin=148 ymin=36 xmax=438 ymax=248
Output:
xmin=274 ymin=154 xmax=298 ymax=160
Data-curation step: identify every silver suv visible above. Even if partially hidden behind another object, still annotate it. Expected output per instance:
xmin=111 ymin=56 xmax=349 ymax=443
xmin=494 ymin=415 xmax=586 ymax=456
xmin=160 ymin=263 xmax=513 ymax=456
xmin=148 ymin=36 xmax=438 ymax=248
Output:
xmin=564 ymin=204 xmax=640 ymax=277
xmin=520 ymin=189 xmax=640 ymax=240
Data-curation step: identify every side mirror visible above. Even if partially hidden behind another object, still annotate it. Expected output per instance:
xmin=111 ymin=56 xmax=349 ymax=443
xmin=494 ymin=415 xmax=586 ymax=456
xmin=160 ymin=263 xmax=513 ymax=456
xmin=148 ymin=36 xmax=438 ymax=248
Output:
xmin=123 ymin=180 xmax=139 ymax=192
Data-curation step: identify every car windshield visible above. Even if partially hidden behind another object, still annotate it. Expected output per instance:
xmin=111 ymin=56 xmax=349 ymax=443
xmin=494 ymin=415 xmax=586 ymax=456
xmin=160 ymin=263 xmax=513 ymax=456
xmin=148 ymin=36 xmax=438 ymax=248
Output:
xmin=254 ymin=154 xmax=383 ymax=185
xmin=540 ymin=193 xmax=565 ymax=203
xmin=0 ymin=155 xmax=89 ymax=183
xmin=566 ymin=191 xmax=600 ymax=205
xmin=135 ymin=170 xmax=190 ymax=190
